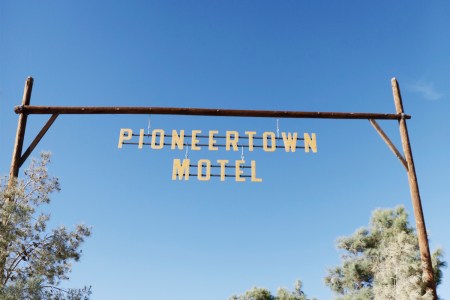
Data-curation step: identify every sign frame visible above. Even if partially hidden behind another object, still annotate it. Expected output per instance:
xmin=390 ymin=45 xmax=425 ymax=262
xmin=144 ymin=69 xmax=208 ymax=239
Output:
xmin=6 ymin=77 xmax=437 ymax=299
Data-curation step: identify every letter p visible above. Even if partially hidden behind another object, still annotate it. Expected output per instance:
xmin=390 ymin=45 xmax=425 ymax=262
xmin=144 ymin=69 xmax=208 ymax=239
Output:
xmin=118 ymin=128 xmax=133 ymax=148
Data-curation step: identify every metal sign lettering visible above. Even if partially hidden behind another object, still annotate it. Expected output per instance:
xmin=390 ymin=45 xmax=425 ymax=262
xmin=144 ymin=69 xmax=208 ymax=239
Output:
xmin=118 ymin=128 xmax=317 ymax=182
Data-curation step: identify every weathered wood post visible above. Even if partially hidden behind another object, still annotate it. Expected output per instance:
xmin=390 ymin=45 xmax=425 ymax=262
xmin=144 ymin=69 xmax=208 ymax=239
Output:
xmin=392 ymin=78 xmax=437 ymax=299
xmin=8 ymin=77 xmax=34 ymax=185
xmin=1 ymin=78 xmax=34 ymax=286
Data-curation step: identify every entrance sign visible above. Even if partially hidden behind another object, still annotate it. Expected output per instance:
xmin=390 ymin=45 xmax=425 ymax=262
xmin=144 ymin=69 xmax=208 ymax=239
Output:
xmin=7 ymin=77 xmax=438 ymax=298
xmin=117 ymin=128 xmax=317 ymax=181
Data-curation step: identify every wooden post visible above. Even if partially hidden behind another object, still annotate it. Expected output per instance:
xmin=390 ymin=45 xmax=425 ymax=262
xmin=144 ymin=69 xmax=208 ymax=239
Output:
xmin=392 ymin=78 xmax=437 ymax=299
xmin=2 ymin=77 xmax=34 ymax=286
xmin=8 ymin=77 xmax=34 ymax=185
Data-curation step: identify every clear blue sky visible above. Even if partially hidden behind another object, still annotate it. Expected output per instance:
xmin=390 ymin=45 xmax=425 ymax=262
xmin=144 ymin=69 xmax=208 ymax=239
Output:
xmin=1 ymin=1 xmax=450 ymax=299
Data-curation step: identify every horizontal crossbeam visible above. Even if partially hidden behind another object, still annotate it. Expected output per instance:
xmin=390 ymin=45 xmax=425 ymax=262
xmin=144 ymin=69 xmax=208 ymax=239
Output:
xmin=15 ymin=105 xmax=410 ymax=120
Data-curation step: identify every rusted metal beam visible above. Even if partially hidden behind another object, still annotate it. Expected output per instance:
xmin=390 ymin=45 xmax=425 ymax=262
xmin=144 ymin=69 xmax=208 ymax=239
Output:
xmin=19 ymin=114 xmax=59 ymax=168
xmin=15 ymin=105 xmax=410 ymax=120
xmin=392 ymin=78 xmax=437 ymax=299
xmin=369 ymin=119 xmax=408 ymax=171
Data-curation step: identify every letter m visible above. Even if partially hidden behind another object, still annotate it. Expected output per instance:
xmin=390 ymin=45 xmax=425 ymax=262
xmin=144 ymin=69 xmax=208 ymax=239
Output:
xmin=172 ymin=159 xmax=190 ymax=180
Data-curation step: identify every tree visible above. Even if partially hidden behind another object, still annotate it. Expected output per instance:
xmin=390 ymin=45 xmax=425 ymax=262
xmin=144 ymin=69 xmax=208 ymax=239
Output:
xmin=229 ymin=280 xmax=316 ymax=300
xmin=324 ymin=206 xmax=446 ymax=300
xmin=0 ymin=153 xmax=91 ymax=299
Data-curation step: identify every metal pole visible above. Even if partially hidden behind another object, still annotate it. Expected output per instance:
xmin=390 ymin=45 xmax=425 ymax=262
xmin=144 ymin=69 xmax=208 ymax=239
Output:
xmin=8 ymin=77 xmax=34 ymax=185
xmin=392 ymin=78 xmax=437 ymax=299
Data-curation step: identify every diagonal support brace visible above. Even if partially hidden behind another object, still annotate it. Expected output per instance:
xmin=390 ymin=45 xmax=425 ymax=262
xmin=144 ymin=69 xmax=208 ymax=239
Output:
xmin=19 ymin=114 xmax=59 ymax=168
xmin=369 ymin=119 xmax=408 ymax=171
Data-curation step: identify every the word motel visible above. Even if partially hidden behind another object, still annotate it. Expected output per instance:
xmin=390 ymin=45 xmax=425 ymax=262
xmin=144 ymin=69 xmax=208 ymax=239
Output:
xmin=117 ymin=128 xmax=318 ymax=182
xmin=172 ymin=159 xmax=262 ymax=182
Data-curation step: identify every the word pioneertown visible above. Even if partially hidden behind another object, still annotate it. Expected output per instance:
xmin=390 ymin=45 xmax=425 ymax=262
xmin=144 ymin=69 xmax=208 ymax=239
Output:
xmin=118 ymin=128 xmax=317 ymax=182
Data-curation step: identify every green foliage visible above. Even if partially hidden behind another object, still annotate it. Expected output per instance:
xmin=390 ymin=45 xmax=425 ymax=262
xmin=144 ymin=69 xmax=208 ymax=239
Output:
xmin=324 ymin=206 xmax=446 ymax=300
xmin=0 ymin=153 xmax=91 ymax=299
xmin=0 ymin=277 xmax=91 ymax=300
xmin=229 ymin=280 xmax=316 ymax=300
xmin=229 ymin=286 xmax=273 ymax=300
